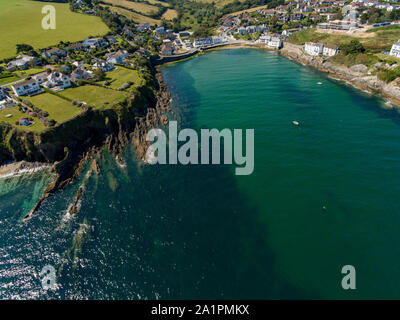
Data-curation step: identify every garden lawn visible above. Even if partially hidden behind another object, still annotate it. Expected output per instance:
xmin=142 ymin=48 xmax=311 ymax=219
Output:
xmin=104 ymin=67 xmax=143 ymax=90
xmin=25 ymin=93 xmax=82 ymax=124
xmin=0 ymin=76 xmax=20 ymax=86
xmin=59 ymin=85 xmax=127 ymax=108
xmin=13 ymin=67 xmax=46 ymax=78
xmin=0 ymin=106 xmax=46 ymax=132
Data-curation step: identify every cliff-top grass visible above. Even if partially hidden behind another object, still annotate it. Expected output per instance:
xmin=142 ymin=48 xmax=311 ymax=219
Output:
xmin=25 ymin=93 xmax=83 ymax=123
xmin=101 ymin=4 xmax=161 ymax=25
xmin=0 ymin=0 xmax=109 ymax=60
xmin=288 ymin=25 xmax=400 ymax=53
xmin=0 ymin=106 xmax=46 ymax=132
xmin=59 ymin=85 xmax=127 ymax=108
xmin=0 ymin=86 xmax=127 ymax=132
xmin=103 ymin=66 xmax=144 ymax=90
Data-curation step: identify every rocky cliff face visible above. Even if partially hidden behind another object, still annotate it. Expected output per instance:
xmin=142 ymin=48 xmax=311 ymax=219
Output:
xmin=0 ymin=78 xmax=161 ymax=166
xmin=280 ymin=42 xmax=400 ymax=106
xmin=1 ymin=71 xmax=172 ymax=219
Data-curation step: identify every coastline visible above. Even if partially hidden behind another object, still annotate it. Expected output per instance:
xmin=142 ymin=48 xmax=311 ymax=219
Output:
xmin=0 ymin=161 xmax=51 ymax=180
xmin=279 ymin=42 xmax=400 ymax=109
xmin=158 ymin=41 xmax=400 ymax=108
xmin=21 ymin=70 xmax=172 ymax=221
xmin=6 ymin=43 xmax=400 ymax=218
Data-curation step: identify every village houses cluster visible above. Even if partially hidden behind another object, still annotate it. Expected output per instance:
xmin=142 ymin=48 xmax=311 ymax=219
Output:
xmin=4 ymin=0 xmax=400 ymax=121
xmin=0 ymin=20 xmax=157 ymax=126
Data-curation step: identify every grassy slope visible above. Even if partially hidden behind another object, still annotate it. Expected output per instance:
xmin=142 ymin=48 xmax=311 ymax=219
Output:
xmin=102 ymin=0 xmax=160 ymax=15
xmin=0 ymin=0 xmax=109 ymax=60
xmin=195 ymin=0 xmax=251 ymax=8
xmin=102 ymin=4 xmax=161 ymax=25
xmin=289 ymin=25 xmax=400 ymax=53
xmin=147 ymin=0 xmax=170 ymax=6
xmin=222 ymin=4 xmax=267 ymax=13
xmin=288 ymin=26 xmax=400 ymax=68
xmin=162 ymin=8 xmax=178 ymax=20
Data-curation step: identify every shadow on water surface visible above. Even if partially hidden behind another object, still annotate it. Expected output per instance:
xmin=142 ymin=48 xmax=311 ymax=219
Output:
xmin=48 ymin=64 xmax=315 ymax=299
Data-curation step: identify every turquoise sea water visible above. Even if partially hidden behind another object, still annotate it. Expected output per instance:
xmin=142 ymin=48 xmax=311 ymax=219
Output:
xmin=1 ymin=48 xmax=400 ymax=299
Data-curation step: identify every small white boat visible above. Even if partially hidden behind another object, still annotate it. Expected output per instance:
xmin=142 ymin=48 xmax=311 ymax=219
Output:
xmin=317 ymin=82 xmax=322 ymax=85
xmin=292 ymin=121 xmax=300 ymax=126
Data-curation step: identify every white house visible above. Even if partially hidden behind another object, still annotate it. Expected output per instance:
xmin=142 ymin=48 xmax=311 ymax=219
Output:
xmin=6 ymin=55 xmax=40 ymax=71
xmin=305 ymin=42 xmax=324 ymax=56
xmin=83 ymin=38 xmax=108 ymax=49
xmin=211 ymin=36 xmax=226 ymax=44
xmin=106 ymin=50 xmax=129 ymax=64
xmin=193 ymin=38 xmax=213 ymax=47
xmin=0 ymin=90 xmax=15 ymax=110
xmin=390 ymin=40 xmax=400 ymax=58
xmin=282 ymin=28 xmax=300 ymax=37
xmin=237 ymin=27 xmax=247 ymax=35
xmin=11 ymin=79 xmax=41 ymax=97
xmin=268 ymin=37 xmax=283 ymax=49
xmin=258 ymin=35 xmax=272 ymax=44
xmin=323 ymin=44 xmax=339 ymax=56
xmin=42 ymin=72 xmax=71 ymax=91
xmin=70 ymin=67 xmax=92 ymax=82
xmin=92 ymin=60 xmax=115 ymax=72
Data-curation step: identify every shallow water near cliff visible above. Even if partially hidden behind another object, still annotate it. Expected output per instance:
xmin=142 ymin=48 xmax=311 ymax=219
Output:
xmin=2 ymin=48 xmax=400 ymax=299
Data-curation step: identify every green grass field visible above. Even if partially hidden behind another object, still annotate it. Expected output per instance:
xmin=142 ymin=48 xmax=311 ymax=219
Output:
xmin=60 ymin=85 xmax=127 ymax=108
xmin=0 ymin=92 xmax=83 ymax=132
xmin=0 ymin=85 xmax=127 ymax=132
xmin=104 ymin=66 xmax=143 ymax=90
xmin=13 ymin=67 xmax=46 ymax=78
xmin=25 ymin=92 xmax=82 ymax=123
xmin=0 ymin=0 xmax=109 ymax=60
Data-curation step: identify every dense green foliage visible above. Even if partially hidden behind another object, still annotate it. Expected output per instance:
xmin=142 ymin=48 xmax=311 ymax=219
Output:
xmin=341 ymin=40 xmax=365 ymax=55
xmin=360 ymin=7 xmax=400 ymax=24
xmin=378 ymin=67 xmax=400 ymax=83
